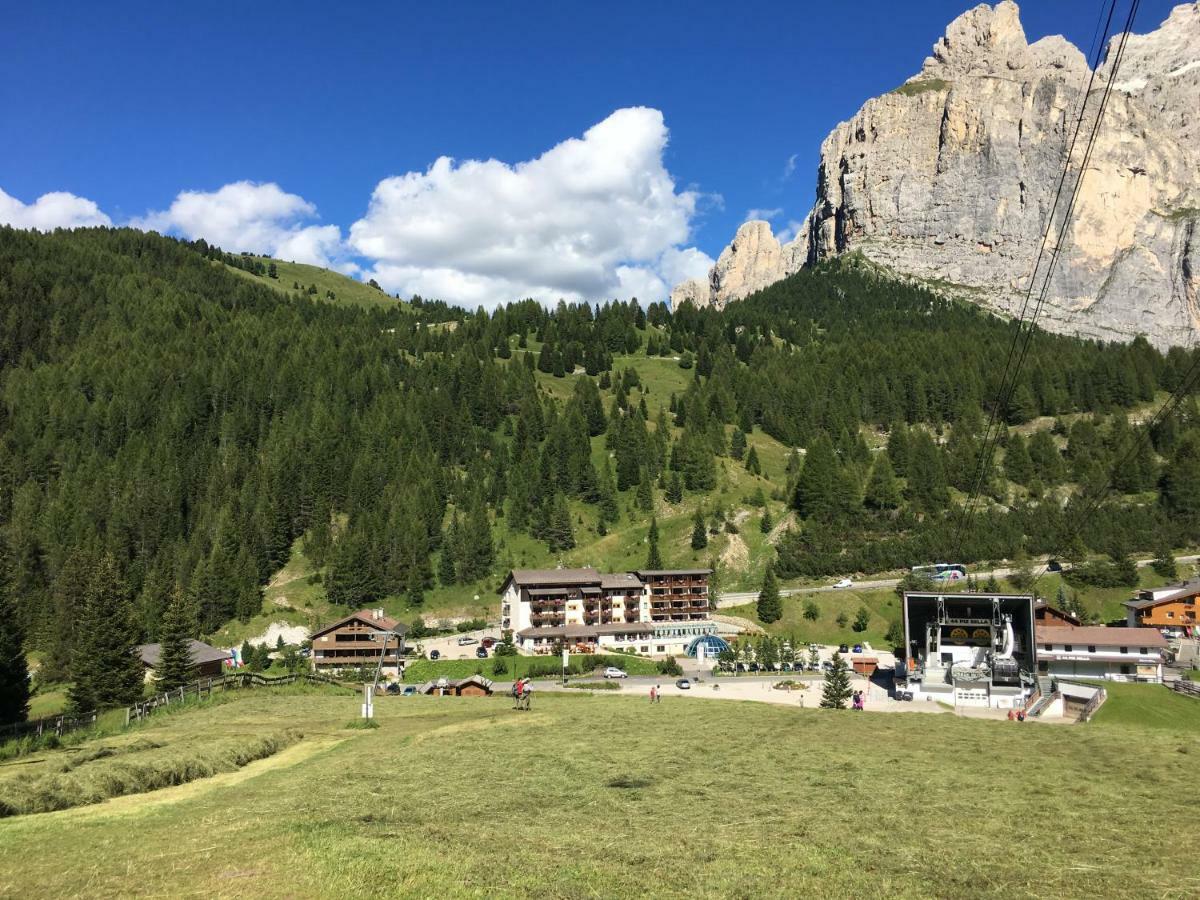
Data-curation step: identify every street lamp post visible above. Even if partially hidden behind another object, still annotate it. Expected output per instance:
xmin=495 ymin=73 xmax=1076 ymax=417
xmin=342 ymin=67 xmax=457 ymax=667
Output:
xmin=363 ymin=629 xmax=399 ymax=719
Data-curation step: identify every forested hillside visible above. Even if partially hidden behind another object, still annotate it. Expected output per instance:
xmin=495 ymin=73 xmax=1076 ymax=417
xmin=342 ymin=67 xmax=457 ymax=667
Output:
xmin=2 ymin=227 xmax=1199 ymax=683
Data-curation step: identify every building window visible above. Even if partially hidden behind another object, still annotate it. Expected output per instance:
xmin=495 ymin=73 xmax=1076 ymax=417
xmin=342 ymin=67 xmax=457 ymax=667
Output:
xmin=1087 ymin=646 xmax=1096 ymax=653
xmin=1043 ymin=644 xmax=1051 ymax=651
xmin=1064 ymin=645 xmax=1072 ymax=652
xmin=1167 ymin=611 xmax=1174 ymax=619
xmin=1119 ymin=647 xmax=1128 ymax=654
xmin=1140 ymin=648 xmax=1149 ymax=654
xmin=656 ymin=645 xmax=666 ymax=653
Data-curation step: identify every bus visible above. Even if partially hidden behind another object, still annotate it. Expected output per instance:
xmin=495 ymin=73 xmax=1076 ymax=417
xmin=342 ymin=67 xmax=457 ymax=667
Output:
xmin=911 ymin=563 xmax=968 ymax=583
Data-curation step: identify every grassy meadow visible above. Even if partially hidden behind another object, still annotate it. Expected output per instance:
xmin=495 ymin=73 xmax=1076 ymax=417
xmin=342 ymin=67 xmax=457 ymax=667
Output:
xmin=224 ymin=256 xmax=404 ymax=310
xmin=0 ymin=685 xmax=1197 ymax=897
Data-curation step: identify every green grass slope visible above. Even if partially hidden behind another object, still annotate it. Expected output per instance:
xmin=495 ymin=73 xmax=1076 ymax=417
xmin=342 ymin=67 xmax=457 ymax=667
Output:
xmin=0 ymin=688 xmax=1196 ymax=897
xmin=224 ymin=256 xmax=403 ymax=310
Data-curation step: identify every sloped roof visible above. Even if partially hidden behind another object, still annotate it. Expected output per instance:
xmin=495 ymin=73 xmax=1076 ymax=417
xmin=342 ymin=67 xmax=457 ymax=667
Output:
xmin=501 ymin=568 xmax=601 ymax=591
xmin=311 ymin=610 xmax=406 ymax=639
xmin=600 ymin=573 xmax=644 ymax=589
xmin=1034 ymin=599 xmax=1081 ymax=626
xmin=138 ymin=639 xmax=231 ymax=668
xmin=634 ymin=569 xmax=712 ymax=577
xmin=1125 ymin=583 xmax=1200 ymax=610
xmin=1036 ymin=625 xmax=1167 ymax=648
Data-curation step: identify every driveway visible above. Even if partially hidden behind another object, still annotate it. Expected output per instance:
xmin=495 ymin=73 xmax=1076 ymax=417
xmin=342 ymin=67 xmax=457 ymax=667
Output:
xmin=411 ymin=628 xmax=501 ymax=660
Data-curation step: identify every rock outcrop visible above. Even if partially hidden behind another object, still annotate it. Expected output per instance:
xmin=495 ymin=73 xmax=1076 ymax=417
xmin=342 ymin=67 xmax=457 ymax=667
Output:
xmin=673 ymin=2 xmax=1200 ymax=348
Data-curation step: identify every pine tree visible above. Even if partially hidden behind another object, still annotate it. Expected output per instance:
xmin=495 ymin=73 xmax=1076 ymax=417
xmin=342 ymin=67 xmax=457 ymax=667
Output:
xmin=437 ymin=547 xmax=457 ymax=587
xmin=760 ymin=507 xmax=773 ymax=534
xmin=691 ymin=508 xmax=708 ymax=550
xmin=1151 ymin=543 xmax=1178 ymax=580
xmin=636 ymin=467 xmax=654 ymax=512
xmin=757 ymin=565 xmax=782 ymax=624
xmin=864 ymin=452 xmax=902 ymax=510
xmin=820 ymin=653 xmax=853 ymax=709
xmin=239 ymin=639 xmax=254 ymax=668
xmin=906 ymin=431 xmax=949 ymax=511
xmin=794 ymin=435 xmax=837 ymax=519
xmin=0 ymin=539 xmax=30 ymax=726
xmin=69 ymin=555 xmax=144 ymax=713
xmin=887 ymin=422 xmax=910 ymax=476
xmin=155 ymin=586 xmax=197 ymax=691
xmin=1029 ymin=430 xmax=1065 ymax=485
xmin=546 ymin=492 xmax=575 ymax=552
xmin=666 ymin=471 xmax=684 ymax=504
xmin=646 ymin=517 xmax=663 ymax=569
xmin=598 ymin=457 xmax=620 ymax=524
xmin=745 ymin=445 xmax=762 ymax=476
xmin=730 ymin=429 xmax=747 ymax=461
xmin=1004 ymin=432 xmax=1035 ymax=485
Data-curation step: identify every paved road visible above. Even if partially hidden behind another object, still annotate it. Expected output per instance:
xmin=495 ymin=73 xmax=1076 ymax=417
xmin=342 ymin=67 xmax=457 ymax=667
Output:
xmin=715 ymin=555 xmax=1200 ymax=609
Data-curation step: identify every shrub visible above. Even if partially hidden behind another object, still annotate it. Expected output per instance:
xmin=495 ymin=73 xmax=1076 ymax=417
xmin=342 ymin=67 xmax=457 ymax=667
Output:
xmin=657 ymin=656 xmax=683 ymax=676
xmin=491 ymin=658 xmax=508 ymax=675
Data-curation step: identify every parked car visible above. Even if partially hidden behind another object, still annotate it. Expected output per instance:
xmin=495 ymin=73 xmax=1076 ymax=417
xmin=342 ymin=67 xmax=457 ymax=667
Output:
xmin=748 ymin=662 xmax=760 ymax=672
xmin=676 ymin=678 xmax=691 ymax=690
xmin=821 ymin=660 xmax=834 ymax=672
xmin=852 ymin=644 xmax=863 ymax=654
xmin=1046 ymin=559 xmax=1062 ymax=572
xmin=475 ymin=646 xmax=488 ymax=659
xmin=481 ymin=637 xmax=498 ymax=648
xmin=896 ymin=689 xmax=914 ymax=702
xmin=833 ymin=578 xmax=853 ymax=589
xmin=429 ymin=649 xmax=440 ymax=660
xmin=603 ymin=667 xmax=628 ymax=679
xmin=401 ymin=685 xmax=417 ymax=696
xmin=457 ymin=636 xmax=478 ymax=646
xmin=838 ymin=644 xmax=850 ymax=654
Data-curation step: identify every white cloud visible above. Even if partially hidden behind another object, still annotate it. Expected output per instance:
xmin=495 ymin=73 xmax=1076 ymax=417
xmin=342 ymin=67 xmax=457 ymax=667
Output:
xmin=744 ymin=207 xmax=782 ymax=222
xmin=135 ymin=181 xmax=347 ymax=269
xmin=782 ymin=153 xmax=798 ymax=179
xmin=0 ymin=187 xmax=111 ymax=230
xmin=349 ymin=107 xmax=711 ymax=307
xmin=776 ymin=219 xmax=807 ymax=245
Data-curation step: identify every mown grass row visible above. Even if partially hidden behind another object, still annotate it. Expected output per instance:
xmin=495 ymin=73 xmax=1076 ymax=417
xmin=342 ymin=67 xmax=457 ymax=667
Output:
xmin=0 ymin=729 xmax=301 ymax=817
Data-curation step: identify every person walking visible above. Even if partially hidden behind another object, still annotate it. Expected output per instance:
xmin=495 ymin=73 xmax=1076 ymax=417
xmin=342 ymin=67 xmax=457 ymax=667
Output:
xmin=512 ymin=678 xmax=522 ymax=710
xmin=649 ymin=685 xmax=657 ymax=703
xmin=522 ymin=679 xmax=533 ymax=711
xmin=655 ymin=684 xmax=662 ymax=704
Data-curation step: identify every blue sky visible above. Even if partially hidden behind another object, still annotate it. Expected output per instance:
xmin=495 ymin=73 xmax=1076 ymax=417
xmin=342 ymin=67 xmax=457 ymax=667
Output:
xmin=0 ymin=0 xmax=1178 ymax=306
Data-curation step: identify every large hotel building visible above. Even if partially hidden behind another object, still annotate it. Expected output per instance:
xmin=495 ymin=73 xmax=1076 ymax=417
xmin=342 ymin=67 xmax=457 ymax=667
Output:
xmin=499 ymin=567 xmax=716 ymax=656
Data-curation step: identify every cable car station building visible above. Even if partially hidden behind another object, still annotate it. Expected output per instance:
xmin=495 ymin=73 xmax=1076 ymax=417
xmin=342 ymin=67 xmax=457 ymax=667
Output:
xmin=896 ymin=592 xmax=1038 ymax=709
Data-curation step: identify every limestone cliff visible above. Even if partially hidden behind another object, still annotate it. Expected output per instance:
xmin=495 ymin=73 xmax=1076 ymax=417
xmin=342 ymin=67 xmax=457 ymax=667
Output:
xmin=673 ymin=2 xmax=1200 ymax=348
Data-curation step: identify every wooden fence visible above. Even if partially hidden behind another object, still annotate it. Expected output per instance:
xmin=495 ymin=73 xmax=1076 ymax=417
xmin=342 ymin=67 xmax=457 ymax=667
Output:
xmin=0 ymin=711 xmax=100 ymax=743
xmin=1 ymin=672 xmax=345 ymax=747
xmin=1170 ymin=678 xmax=1200 ymax=699
xmin=125 ymin=672 xmax=344 ymax=723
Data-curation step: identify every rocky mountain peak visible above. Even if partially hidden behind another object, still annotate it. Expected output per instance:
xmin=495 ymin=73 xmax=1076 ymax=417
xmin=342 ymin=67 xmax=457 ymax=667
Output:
xmin=674 ymin=2 xmax=1200 ymax=349
xmin=922 ymin=0 xmax=1029 ymax=76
